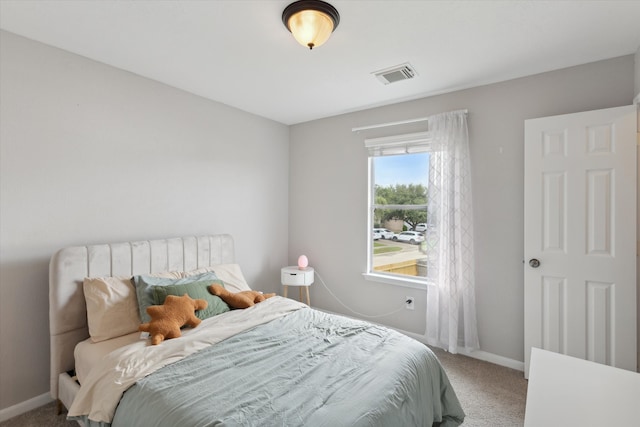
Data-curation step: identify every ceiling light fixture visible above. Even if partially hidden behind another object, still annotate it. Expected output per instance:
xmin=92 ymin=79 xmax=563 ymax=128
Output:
xmin=282 ymin=0 xmax=340 ymax=50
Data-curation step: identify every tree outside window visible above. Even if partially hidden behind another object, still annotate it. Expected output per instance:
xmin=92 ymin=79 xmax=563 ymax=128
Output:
xmin=370 ymin=152 xmax=430 ymax=280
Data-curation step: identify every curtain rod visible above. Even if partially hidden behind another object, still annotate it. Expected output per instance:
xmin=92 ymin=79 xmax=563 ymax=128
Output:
xmin=352 ymin=109 xmax=468 ymax=133
xmin=352 ymin=117 xmax=429 ymax=133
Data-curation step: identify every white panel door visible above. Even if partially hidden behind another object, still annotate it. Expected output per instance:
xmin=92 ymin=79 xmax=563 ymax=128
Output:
xmin=524 ymin=105 xmax=637 ymax=378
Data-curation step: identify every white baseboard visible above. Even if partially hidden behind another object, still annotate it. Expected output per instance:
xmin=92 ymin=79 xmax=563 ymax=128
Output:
xmin=397 ymin=328 xmax=525 ymax=371
xmin=458 ymin=348 xmax=525 ymax=371
xmin=0 ymin=392 xmax=53 ymax=422
xmin=315 ymin=307 xmax=525 ymax=372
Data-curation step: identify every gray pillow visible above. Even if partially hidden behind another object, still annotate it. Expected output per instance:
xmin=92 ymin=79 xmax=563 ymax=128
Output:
xmin=149 ymin=280 xmax=230 ymax=321
xmin=133 ymin=271 xmax=221 ymax=323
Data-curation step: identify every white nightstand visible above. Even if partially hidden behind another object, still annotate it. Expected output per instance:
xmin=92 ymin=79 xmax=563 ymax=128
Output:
xmin=281 ymin=266 xmax=314 ymax=305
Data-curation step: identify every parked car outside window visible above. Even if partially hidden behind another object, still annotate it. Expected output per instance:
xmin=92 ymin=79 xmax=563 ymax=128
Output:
xmin=373 ymin=228 xmax=395 ymax=239
xmin=414 ymin=223 xmax=427 ymax=232
xmin=392 ymin=231 xmax=425 ymax=245
xmin=372 ymin=230 xmax=382 ymax=240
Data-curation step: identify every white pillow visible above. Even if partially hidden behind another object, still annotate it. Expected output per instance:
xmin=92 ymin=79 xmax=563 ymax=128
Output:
xmin=184 ymin=264 xmax=251 ymax=293
xmin=83 ymin=276 xmax=140 ymax=342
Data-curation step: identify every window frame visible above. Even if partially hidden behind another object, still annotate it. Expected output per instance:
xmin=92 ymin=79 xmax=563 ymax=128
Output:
xmin=364 ymin=131 xmax=434 ymax=289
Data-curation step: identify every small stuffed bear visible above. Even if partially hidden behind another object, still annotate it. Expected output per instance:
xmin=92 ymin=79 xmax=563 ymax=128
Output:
xmin=139 ymin=294 xmax=208 ymax=345
xmin=208 ymin=283 xmax=275 ymax=309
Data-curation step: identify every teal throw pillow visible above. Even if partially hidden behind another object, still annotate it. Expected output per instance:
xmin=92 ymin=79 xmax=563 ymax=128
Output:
xmin=133 ymin=271 xmax=221 ymax=323
xmin=149 ymin=280 xmax=230 ymax=321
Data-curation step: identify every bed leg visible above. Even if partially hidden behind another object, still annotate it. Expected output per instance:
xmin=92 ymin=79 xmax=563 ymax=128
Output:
xmin=56 ymin=399 xmax=64 ymax=415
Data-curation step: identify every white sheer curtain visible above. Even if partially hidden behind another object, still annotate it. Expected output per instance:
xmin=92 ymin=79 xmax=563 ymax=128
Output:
xmin=425 ymin=110 xmax=479 ymax=353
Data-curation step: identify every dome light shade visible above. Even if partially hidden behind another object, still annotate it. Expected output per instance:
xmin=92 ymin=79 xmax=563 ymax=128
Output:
xmin=282 ymin=0 xmax=340 ymax=50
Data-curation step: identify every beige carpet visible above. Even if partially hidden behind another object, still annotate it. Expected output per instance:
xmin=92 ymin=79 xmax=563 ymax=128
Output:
xmin=0 ymin=402 xmax=74 ymax=427
xmin=1 ymin=348 xmax=527 ymax=426
xmin=431 ymin=346 xmax=528 ymax=426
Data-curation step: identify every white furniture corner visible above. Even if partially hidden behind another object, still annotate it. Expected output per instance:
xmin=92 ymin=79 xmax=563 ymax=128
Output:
xmin=281 ymin=266 xmax=314 ymax=305
xmin=524 ymin=347 xmax=640 ymax=426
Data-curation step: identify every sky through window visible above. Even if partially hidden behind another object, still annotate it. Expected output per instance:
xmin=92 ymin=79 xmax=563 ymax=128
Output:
xmin=374 ymin=152 xmax=429 ymax=187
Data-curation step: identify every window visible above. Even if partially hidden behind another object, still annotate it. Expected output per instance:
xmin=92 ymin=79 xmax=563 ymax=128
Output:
xmin=365 ymin=132 xmax=433 ymax=287
xmin=362 ymin=110 xmax=478 ymax=351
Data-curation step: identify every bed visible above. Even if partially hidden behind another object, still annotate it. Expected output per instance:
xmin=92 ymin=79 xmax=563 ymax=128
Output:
xmin=49 ymin=234 xmax=465 ymax=426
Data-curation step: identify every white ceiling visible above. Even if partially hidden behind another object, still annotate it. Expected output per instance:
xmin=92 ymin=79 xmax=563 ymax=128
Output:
xmin=1 ymin=0 xmax=639 ymax=125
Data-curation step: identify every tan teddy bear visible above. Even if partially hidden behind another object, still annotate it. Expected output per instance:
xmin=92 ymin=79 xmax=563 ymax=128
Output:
xmin=138 ymin=294 xmax=208 ymax=345
xmin=208 ymin=283 xmax=275 ymax=309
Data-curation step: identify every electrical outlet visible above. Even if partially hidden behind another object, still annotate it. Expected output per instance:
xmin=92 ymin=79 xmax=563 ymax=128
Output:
xmin=405 ymin=297 xmax=414 ymax=310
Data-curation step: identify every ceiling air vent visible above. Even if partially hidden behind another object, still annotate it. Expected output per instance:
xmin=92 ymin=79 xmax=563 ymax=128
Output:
xmin=373 ymin=63 xmax=417 ymax=85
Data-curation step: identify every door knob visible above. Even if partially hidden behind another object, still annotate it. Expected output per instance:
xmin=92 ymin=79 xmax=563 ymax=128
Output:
xmin=529 ymin=259 xmax=540 ymax=268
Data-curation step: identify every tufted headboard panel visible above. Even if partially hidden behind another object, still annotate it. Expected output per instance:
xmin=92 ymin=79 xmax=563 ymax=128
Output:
xmin=49 ymin=234 xmax=235 ymax=399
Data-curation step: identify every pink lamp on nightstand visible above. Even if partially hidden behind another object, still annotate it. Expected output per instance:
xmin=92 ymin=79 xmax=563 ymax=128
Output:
xmin=297 ymin=255 xmax=309 ymax=270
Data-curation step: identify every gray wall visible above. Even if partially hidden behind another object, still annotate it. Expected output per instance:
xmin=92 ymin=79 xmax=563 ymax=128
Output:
xmin=289 ymin=55 xmax=636 ymax=364
xmin=0 ymin=31 xmax=289 ymax=410
xmin=635 ymin=46 xmax=640 ymax=97
xmin=636 ymin=46 xmax=640 ymax=368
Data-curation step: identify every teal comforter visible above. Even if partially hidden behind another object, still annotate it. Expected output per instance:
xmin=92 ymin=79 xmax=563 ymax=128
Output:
xmin=111 ymin=308 xmax=464 ymax=426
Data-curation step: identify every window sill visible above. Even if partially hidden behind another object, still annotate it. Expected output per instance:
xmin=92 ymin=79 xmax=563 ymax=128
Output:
xmin=362 ymin=272 xmax=431 ymax=290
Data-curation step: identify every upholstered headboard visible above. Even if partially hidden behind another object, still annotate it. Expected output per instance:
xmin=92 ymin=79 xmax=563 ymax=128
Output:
xmin=49 ymin=234 xmax=235 ymax=399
